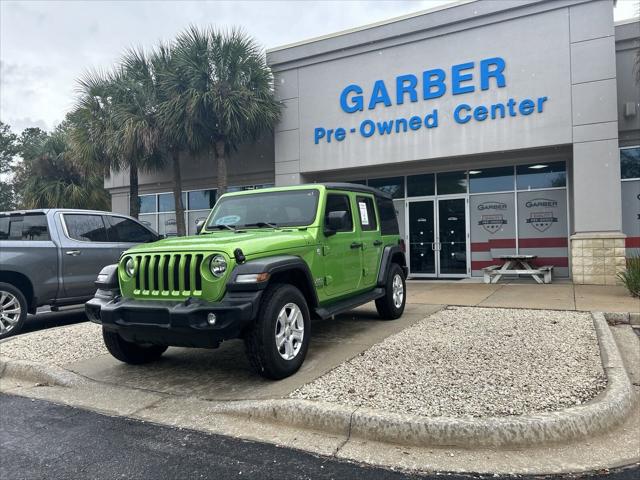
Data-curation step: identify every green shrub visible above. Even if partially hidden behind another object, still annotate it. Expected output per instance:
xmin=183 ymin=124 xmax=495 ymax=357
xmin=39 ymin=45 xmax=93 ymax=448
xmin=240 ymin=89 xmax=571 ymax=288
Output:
xmin=617 ymin=255 xmax=640 ymax=297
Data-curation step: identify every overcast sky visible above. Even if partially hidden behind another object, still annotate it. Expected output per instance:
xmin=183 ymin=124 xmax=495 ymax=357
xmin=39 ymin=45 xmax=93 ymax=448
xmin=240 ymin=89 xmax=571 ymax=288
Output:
xmin=1 ymin=0 xmax=638 ymax=134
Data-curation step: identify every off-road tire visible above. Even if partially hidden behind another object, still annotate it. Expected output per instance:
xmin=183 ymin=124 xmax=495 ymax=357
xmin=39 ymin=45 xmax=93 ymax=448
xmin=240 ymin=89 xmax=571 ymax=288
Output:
xmin=375 ymin=263 xmax=406 ymax=320
xmin=102 ymin=328 xmax=168 ymax=365
xmin=0 ymin=282 xmax=28 ymax=339
xmin=244 ymin=283 xmax=311 ymax=380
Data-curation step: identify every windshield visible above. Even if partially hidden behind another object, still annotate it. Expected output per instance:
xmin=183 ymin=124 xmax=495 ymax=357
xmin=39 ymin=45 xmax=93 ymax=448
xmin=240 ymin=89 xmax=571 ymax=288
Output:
xmin=206 ymin=189 xmax=320 ymax=229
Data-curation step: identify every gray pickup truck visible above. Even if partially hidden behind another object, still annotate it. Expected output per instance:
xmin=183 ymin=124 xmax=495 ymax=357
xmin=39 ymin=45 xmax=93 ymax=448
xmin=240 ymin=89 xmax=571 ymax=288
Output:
xmin=0 ymin=209 xmax=160 ymax=338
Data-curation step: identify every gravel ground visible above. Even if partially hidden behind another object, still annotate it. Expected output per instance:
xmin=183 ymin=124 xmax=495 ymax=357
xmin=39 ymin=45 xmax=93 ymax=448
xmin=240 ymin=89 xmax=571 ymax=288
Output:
xmin=0 ymin=322 xmax=107 ymax=366
xmin=291 ymin=307 xmax=607 ymax=418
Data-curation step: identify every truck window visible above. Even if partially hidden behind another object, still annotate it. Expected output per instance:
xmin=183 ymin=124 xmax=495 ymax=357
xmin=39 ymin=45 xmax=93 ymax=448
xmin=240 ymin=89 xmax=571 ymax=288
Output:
xmin=0 ymin=213 xmax=50 ymax=241
xmin=105 ymin=215 xmax=155 ymax=243
xmin=356 ymin=196 xmax=378 ymax=231
xmin=324 ymin=194 xmax=353 ymax=232
xmin=375 ymin=197 xmax=400 ymax=235
xmin=64 ymin=214 xmax=108 ymax=242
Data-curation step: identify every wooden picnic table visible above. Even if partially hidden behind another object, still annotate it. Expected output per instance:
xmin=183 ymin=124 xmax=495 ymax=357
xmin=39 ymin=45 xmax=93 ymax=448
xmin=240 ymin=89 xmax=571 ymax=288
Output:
xmin=483 ymin=254 xmax=554 ymax=284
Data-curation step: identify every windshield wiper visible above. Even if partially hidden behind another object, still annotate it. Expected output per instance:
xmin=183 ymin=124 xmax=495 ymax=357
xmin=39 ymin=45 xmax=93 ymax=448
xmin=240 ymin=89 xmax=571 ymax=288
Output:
xmin=243 ymin=222 xmax=278 ymax=228
xmin=210 ymin=224 xmax=236 ymax=231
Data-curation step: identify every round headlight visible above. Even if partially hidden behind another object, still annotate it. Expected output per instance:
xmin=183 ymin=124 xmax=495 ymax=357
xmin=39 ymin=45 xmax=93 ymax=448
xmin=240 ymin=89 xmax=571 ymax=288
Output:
xmin=125 ymin=257 xmax=135 ymax=277
xmin=209 ymin=255 xmax=227 ymax=277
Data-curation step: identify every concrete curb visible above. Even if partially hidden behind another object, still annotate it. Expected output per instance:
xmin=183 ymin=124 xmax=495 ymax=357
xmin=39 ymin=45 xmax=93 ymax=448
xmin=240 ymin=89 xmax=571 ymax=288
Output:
xmin=0 ymin=356 xmax=84 ymax=387
xmin=217 ymin=312 xmax=635 ymax=447
xmin=0 ymin=312 xmax=635 ymax=448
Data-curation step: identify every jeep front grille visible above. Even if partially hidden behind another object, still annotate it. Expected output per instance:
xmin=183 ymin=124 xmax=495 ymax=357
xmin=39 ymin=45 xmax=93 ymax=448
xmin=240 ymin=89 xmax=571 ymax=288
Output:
xmin=133 ymin=253 xmax=204 ymax=296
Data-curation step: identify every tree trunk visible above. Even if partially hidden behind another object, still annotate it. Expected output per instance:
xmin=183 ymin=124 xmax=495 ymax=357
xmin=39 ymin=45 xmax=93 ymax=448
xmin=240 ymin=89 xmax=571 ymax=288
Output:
xmin=129 ymin=165 xmax=139 ymax=218
xmin=171 ymin=152 xmax=187 ymax=236
xmin=215 ymin=140 xmax=227 ymax=196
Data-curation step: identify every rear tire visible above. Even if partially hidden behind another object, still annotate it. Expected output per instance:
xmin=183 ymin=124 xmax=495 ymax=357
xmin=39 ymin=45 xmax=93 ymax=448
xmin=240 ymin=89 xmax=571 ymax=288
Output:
xmin=375 ymin=263 xmax=406 ymax=320
xmin=0 ymin=283 xmax=28 ymax=339
xmin=244 ymin=284 xmax=310 ymax=380
xmin=102 ymin=328 xmax=167 ymax=365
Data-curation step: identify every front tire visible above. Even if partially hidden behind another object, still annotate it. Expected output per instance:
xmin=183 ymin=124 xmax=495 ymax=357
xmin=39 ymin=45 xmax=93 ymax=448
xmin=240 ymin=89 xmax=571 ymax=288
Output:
xmin=375 ymin=263 xmax=406 ymax=320
xmin=102 ymin=328 xmax=168 ymax=365
xmin=244 ymin=284 xmax=310 ymax=380
xmin=0 ymin=283 xmax=28 ymax=339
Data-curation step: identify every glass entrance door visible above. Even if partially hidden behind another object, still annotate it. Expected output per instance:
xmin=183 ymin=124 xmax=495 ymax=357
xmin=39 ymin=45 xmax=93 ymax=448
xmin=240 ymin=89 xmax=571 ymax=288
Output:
xmin=407 ymin=197 xmax=469 ymax=277
xmin=408 ymin=201 xmax=436 ymax=276
xmin=437 ymin=197 xmax=468 ymax=276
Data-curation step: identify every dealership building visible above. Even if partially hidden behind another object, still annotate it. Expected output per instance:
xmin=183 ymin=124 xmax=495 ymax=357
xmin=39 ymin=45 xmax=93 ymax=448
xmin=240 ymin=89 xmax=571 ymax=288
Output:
xmin=106 ymin=0 xmax=640 ymax=284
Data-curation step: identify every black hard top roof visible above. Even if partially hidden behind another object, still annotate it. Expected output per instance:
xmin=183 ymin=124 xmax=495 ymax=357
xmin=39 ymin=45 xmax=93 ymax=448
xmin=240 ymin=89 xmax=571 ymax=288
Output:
xmin=321 ymin=183 xmax=393 ymax=200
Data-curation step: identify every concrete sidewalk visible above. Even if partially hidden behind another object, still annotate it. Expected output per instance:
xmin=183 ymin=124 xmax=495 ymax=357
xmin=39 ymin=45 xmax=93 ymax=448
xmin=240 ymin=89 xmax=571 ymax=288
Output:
xmin=406 ymin=280 xmax=639 ymax=313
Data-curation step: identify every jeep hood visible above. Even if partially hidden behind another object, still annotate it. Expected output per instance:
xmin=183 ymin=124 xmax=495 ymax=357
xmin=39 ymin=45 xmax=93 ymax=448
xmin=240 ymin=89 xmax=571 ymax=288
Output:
xmin=124 ymin=229 xmax=315 ymax=257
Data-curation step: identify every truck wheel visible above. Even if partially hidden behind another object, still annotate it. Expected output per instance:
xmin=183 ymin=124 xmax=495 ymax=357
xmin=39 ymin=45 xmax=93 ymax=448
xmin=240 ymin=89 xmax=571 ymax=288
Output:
xmin=102 ymin=328 xmax=168 ymax=365
xmin=244 ymin=284 xmax=310 ymax=380
xmin=0 ymin=283 xmax=28 ymax=339
xmin=375 ymin=263 xmax=406 ymax=320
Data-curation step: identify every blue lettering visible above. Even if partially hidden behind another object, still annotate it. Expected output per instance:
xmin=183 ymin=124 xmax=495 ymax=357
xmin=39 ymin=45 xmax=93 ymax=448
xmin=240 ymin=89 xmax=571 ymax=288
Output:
xmin=519 ymin=99 xmax=535 ymax=115
xmin=423 ymin=69 xmax=446 ymax=100
xmin=395 ymin=118 xmax=408 ymax=133
xmin=377 ymin=120 xmax=393 ymax=135
xmin=424 ymin=110 xmax=438 ymax=128
xmin=360 ymin=119 xmax=376 ymax=138
xmin=409 ymin=116 xmax=422 ymax=131
xmin=368 ymin=80 xmax=392 ymax=110
xmin=340 ymin=84 xmax=364 ymax=113
xmin=334 ymin=127 xmax=346 ymax=141
xmin=452 ymin=62 xmax=475 ymax=95
xmin=473 ymin=105 xmax=488 ymax=121
xmin=454 ymin=104 xmax=472 ymax=123
xmin=396 ymin=74 xmax=418 ymax=105
xmin=480 ymin=57 xmax=506 ymax=91
xmin=314 ymin=128 xmax=326 ymax=144
xmin=537 ymin=96 xmax=548 ymax=112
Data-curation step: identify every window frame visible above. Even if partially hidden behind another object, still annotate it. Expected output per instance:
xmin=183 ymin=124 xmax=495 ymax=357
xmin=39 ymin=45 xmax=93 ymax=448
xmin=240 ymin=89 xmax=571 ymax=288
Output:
xmin=61 ymin=213 xmax=110 ymax=243
xmin=324 ymin=193 xmax=355 ymax=234
xmin=0 ymin=212 xmax=51 ymax=241
xmin=356 ymin=195 xmax=379 ymax=232
xmin=104 ymin=214 xmax=158 ymax=243
xmin=620 ymin=146 xmax=640 ymax=181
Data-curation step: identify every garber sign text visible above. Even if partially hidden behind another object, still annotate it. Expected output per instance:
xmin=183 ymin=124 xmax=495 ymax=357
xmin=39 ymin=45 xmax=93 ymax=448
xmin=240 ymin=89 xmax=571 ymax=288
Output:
xmin=314 ymin=57 xmax=548 ymax=145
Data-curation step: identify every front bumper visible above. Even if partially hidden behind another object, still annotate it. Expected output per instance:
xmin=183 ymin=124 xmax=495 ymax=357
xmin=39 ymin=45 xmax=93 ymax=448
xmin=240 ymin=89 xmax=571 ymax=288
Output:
xmin=85 ymin=290 xmax=262 ymax=348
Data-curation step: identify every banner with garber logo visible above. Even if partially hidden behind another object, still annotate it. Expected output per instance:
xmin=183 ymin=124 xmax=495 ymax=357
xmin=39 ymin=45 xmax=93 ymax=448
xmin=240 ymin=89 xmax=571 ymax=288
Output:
xmin=470 ymin=193 xmax=516 ymax=274
xmin=517 ymin=189 xmax=568 ymax=276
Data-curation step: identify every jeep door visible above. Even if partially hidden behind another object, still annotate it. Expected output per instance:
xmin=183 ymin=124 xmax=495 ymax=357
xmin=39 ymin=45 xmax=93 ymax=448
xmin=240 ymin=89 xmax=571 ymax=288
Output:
xmin=322 ymin=193 xmax=362 ymax=297
xmin=59 ymin=213 xmax=121 ymax=299
xmin=355 ymin=194 xmax=382 ymax=289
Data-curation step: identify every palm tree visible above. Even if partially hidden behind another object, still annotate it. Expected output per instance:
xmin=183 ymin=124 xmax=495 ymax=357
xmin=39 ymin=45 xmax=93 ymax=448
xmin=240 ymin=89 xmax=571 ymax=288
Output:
xmin=71 ymin=53 xmax=165 ymax=221
xmin=20 ymin=123 xmax=110 ymax=210
xmin=168 ymin=26 xmax=281 ymax=195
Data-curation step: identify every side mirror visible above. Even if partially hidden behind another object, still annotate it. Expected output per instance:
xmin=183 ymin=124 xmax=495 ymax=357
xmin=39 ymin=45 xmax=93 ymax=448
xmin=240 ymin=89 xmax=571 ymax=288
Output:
xmin=324 ymin=210 xmax=348 ymax=236
xmin=195 ymin=220 xmax=206 ymax=235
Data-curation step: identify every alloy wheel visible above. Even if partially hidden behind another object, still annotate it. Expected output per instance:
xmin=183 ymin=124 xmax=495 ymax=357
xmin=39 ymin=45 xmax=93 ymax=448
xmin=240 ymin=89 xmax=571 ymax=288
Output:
xmin=392 ymin=274 xmax=404 ymax=309
xmin=274 ymin=302 xmax=304 ymax=361
xmin=0 ymin=291 xmax=22 ymax=335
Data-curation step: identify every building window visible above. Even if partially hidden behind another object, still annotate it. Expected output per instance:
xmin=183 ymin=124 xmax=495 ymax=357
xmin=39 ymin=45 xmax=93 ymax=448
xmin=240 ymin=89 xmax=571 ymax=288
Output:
xmin=138 ymin=195 xmax=157 ymax=214
xmin=469 ymin=166 xmax=514 ymax=194
xmin=368 ymin=176 xmax=405 ymax=198
xmin=407 ymin=173 xmax=435 ymax=197
xmin=516 ymin=162 xmax=566 ymax=190
xmin=436 ymin=171 xmax=467 ymax=195
xmin=621 ymin=147 xmax=640 ymax=180
xmin=136 ymin=184 xmax=273 ymax=236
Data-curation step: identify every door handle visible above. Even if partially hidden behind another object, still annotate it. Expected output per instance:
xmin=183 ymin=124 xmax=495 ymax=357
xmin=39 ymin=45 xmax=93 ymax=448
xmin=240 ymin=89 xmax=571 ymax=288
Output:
xmin=65 ymin=250 xmax=81 ymax=256
xmin=350 ymin=242 xmax=363 ymax=249
xmin=373 ymin=240 xmax=383 ymax=246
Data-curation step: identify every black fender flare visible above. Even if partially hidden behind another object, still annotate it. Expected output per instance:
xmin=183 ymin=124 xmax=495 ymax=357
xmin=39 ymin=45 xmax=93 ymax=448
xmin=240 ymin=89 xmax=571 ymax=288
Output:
xmin=226 ymin=255 xmax=319 ymax=308
xmin=377 ymin=245 xmax=408 ymax=287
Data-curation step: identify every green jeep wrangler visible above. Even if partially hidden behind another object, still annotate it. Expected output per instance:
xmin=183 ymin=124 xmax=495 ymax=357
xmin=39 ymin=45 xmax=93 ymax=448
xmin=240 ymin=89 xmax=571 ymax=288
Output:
xmin=86 ymin=183 xmax=407 ymax=379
